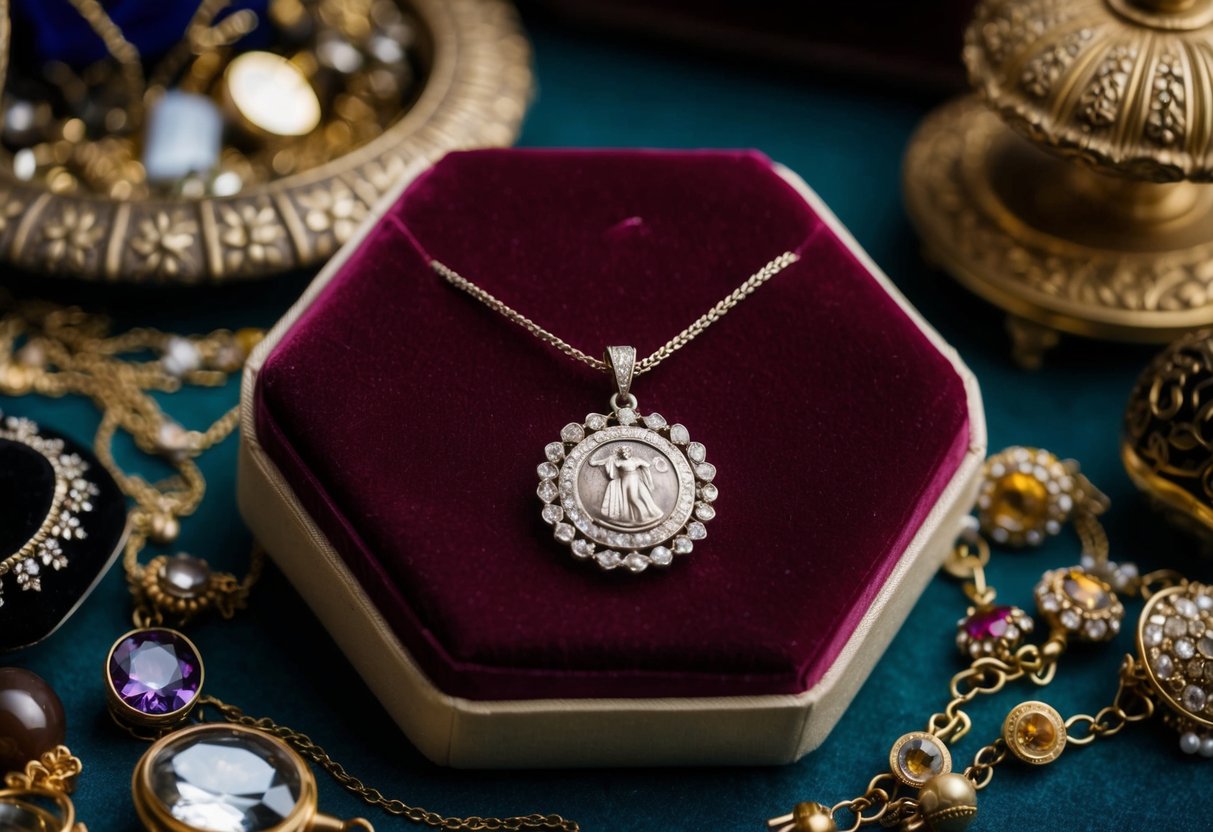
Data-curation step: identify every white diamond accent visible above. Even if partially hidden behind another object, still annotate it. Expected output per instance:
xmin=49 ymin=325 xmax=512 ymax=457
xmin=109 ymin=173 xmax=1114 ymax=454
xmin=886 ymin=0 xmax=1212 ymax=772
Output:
xmin=554 ymin=523 xmax=576 ymax=544
xmin=673 ymin=536 xmax=693 ymax=555
xmin=561 ymin=423 xmax=585 ymax=443
xmin=700 ymin=483 xmax=718 ymax=502
xmin=670 ymin=424 xmax=690 ymax=445
xmin=537 ymin=462 xmax=559 ymax=479
xmin=687 ymin=522 xmax=707 ymax=540
xmin=695 ymin=503 xmax=716 ymax=522
xmin=1060 ymin=609 xmax=1080 ymax=631
xmin=572 ymin=540 xmax=595 ymax=559
xmin=541 ymin=505 xmax=563 ymax=525
xmin=624 ymin=554 xmax=649 ymax=573
xmin=537 ymin=481 xmax=558 ymax=503
xmin=1175 ymin=597 xmax=1199 ymax=619
xmin=1176 ymin=639 xmax=1196 ymax=660
xmin=545 ymin=443 xmax=565 ymax=463
xmin=687 ymin=442 xmax=706 ymax=463
xmin=616 ymin=408 xmax=638 ymax=426
xmin=643 ymin=413 xmax=667 ymax=429
xmin=1083 ymin=618 xmax=1107 ymax=640
xmin=596 ymin=550 xmax=622 ymax=570
xmin=650 ymin=546 xmax=673 ymax=566
xmin=695 ymin=463 xmax=716 ymax=482
xmin=585 ymin=413 xmax=608 ymax=431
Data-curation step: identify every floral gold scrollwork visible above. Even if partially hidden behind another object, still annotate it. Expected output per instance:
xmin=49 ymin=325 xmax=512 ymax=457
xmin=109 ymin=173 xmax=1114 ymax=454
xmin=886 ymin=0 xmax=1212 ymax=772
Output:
xmin=130 ymin=210 xmax=199 ymax=278
xmin=40 ymin=206 xmax=104 ymax=272
xmin=297 ymin=182 xmax=368 ymax=258
xmin=1123 ymin=329 xmax=1213 ymax=538
xmin=219 ymin=202 xmax=286 ymax=273
xmin=0 ymin=0 xmax=532 ymax=284
xmin=904 ymin=97 xmax=1213 ymax=319
xmin=965 ymin=0 xmax=1213 ymax=182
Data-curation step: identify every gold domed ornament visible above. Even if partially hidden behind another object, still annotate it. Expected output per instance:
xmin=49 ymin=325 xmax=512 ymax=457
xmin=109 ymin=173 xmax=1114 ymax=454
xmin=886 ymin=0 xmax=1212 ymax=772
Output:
xmin=904 ymin=0 xmax=1213 ymax=366
xmin=1122 ymin=328 xmax=1213 ymax=541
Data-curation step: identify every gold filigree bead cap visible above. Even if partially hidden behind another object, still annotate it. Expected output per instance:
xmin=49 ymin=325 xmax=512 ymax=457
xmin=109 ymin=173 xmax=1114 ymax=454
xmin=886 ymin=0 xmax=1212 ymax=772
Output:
xmin=965 ymin=0 xmax=1213 ymax=182
xmin=1122 ymin=328 xmax=1213 ymax=542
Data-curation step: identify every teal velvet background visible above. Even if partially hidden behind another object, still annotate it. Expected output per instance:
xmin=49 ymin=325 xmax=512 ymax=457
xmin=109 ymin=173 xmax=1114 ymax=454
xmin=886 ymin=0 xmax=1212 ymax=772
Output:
xmin=3 ymin=16 xmax=1211 ymax=831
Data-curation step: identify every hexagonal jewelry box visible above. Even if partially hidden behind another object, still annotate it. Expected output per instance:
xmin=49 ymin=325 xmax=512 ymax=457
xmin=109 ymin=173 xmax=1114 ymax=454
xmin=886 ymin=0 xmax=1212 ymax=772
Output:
xmin=238 ymin=149 xmax=986 ymax=767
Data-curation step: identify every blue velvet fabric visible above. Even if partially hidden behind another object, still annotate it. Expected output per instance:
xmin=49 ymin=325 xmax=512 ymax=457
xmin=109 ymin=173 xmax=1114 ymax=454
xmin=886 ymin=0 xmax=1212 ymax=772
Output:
xmin=13 ymin=0 xmax=268 ymax=65
xmin=2 ymin=15 xmax=1210 ymax=832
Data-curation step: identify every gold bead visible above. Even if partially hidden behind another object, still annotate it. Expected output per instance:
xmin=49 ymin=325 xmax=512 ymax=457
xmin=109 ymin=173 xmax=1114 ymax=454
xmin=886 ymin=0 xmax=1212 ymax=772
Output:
xmin=1041 ymin=636 xmax=1066 ymax=662
xmin=234 ymin=327 xmax=265 ymax=357
xmin=792 ymin=802 xmax=836 ymax=832
xmin=149 ymin=513 xmax=180 ymax=544
xmin=917 ymin=773 xmax=977 ymax=832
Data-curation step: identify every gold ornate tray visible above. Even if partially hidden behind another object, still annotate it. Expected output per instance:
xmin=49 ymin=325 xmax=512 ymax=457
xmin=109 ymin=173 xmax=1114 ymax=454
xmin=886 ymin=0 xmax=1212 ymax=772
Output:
xmin=0 ymin=0 xmax=531 ymax=284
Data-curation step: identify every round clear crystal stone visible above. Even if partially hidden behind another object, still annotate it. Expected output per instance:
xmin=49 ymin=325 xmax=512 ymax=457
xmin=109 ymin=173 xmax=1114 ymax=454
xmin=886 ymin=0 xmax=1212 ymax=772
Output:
xmin=650 ymin=546 xmax=673 ymax=566
xmin=541 ymin=505 xmax=563 ymax=525
xmin=643 ymin=413 xmax=667 ymax=430
xmin=149 ymin=727 xmax=302 ymax=832
xmin=1144 ymin=623 xmax=1164 ymax=647
xmin=561 ymin=423 xmax=585 ymax=443
xmin=537 ymin=462 xmax=559 ymax=480
xmin=1183 ymin=685 xmax=1208 ymax=713
xmin=1059 ymin=609 xmax=1081 ymax=631
xmin=687 ymin=442 xmax=706 ymax=463
xmin=623 ymin=553 xmax=649 ymax=573
xmin=1176 ymin=639 xmax=1196 ymax=660
xmin=1154 ymin=652 xmax=1174 ymax=678
xmin=669 ymin=425 xmax=690 ymax=445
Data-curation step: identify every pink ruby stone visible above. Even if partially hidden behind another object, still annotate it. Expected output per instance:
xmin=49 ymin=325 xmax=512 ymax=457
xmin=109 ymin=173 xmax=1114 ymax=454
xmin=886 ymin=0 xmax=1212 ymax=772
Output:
xmin=108 ymin=629 xmax=201 ymax=715
xmin=964 ymin=606 xmax=1016 ymax=641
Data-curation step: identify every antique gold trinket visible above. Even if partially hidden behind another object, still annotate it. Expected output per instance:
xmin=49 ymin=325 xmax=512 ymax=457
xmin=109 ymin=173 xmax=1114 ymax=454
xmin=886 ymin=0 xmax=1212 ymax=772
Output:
xmin=1122 ymin=327 xmax=1213 ymax=542
xmin=904 ymin=0 xmax=1213 ymax=366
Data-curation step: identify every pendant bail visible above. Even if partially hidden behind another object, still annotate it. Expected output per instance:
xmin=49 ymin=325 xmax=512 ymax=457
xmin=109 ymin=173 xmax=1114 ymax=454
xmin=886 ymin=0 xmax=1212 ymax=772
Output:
xmin=605 ymin=346 xmax=637 ymax=402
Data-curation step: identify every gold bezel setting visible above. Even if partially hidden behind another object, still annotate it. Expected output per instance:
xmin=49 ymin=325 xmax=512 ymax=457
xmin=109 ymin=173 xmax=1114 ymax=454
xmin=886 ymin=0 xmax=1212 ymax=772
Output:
xmin=132 ymin=723 xmax=321 ymax=832
xmin=104 ymin=627 xmax=205 ymax=731
xmin=1137 ymin=583 xmax=1213 ymax=731
xmin=888 ymin=732 xmax=952 ymax=788
xmin=1034 ymin=567 xmax=1124 ymax=642
xmin=1002 ymin=700 xmax=1067 ymax=765
xmin=977 ymin=447 xmax=1073 ymax=547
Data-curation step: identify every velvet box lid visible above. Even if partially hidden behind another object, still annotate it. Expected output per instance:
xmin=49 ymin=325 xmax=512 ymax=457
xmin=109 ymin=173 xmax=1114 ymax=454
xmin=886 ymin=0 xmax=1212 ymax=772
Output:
xmin=238 ymin=148 xmax=986 ymax=767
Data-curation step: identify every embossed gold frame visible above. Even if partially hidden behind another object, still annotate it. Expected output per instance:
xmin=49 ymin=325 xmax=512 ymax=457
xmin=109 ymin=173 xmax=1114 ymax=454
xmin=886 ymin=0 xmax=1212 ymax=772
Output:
xmin=0 ymin=0 xmax=532 ymax=284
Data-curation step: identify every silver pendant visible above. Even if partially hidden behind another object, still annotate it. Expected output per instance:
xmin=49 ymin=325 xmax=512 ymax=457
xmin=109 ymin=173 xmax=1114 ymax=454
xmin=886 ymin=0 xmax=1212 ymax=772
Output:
xmin=537 ymin=347 xmax=717 ymax=573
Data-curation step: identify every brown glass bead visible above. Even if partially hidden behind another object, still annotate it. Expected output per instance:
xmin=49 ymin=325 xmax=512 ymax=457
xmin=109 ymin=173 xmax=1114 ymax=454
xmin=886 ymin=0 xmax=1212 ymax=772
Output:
xmin=0 ymin=667 xmax=66 ymax=773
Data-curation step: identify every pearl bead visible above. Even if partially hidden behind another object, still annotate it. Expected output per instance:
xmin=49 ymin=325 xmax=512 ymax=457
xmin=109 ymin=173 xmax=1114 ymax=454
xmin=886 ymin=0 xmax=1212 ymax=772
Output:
xmin=1180 ymin=731 xmax=1201 ymax=754
xmin=161 ymin=337 xmax=201 ymax=377
xmin=0 ymin=667 xmax=66 ymax=772
xmin=1201 ymin=737 xmax=1213 ymax=758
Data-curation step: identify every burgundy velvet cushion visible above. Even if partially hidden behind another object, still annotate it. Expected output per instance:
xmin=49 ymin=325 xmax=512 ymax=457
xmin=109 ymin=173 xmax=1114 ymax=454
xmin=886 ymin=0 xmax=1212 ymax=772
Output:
xmin=255 ymin=149 xmax=970 ymax=700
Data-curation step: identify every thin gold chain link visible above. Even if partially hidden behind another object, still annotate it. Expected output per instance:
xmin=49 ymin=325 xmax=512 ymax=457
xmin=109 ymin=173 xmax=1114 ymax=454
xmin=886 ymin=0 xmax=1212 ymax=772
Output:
xmin=432 ymin=251 xmax=800 ymax=376
xmin=198 ymin=697 xmax=580 ymax=832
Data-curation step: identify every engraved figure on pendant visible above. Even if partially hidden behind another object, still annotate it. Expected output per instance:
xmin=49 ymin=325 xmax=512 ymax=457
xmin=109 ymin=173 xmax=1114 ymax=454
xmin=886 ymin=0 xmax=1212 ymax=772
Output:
xmin=590 ymin=446 xmax=663 ymax=527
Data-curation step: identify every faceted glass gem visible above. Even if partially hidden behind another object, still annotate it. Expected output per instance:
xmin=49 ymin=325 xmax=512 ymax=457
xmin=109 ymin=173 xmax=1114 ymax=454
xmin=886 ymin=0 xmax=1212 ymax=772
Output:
xmin=147 ymin=726 xmax=303 ymax=832
xmin=890 ymin=733 xmax=949 ymax=786
xmin=964 ymin=606 xmax=1015 ymax=641
xmin=159 ymin=554 xmax=211 ymax=600
xmin=1003 ymin=701 xmax=1066 ymax=764
xmin=1061 ymin=569 xmax=1111 ymax=611
xmin=988 ymin=471 xmax=1049 ymax=531
xmin=108 ymin=629 xmax=202 ymax=718
xmin=1016 ymin=712 xmax=1057 ymax=752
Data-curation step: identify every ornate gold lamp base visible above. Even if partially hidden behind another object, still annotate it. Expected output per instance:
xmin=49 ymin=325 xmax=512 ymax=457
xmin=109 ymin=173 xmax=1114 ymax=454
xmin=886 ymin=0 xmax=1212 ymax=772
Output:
xmin=904 ymin=96 xmax=1213 ymax=367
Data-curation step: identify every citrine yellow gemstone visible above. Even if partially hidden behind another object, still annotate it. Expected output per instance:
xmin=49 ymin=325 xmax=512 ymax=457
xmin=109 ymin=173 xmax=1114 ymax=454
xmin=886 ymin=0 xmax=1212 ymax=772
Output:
xmin=1061 ymin=569 xmax=1111 ymax=611
xmin=904 ymin=747 xmax=938 ymax=777
xmin=895 ymin=736 xmax=946 ymax=783
xmin=1016 ymin=712 xmax=1057 ymax=752
xmin=988 ymin=471 xmax=1049 ymax=531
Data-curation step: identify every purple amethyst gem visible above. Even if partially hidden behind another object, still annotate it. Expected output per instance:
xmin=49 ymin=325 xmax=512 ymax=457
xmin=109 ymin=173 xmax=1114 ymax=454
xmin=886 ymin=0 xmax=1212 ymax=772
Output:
xmin=108 ymin=629 xmax=202 ymax=716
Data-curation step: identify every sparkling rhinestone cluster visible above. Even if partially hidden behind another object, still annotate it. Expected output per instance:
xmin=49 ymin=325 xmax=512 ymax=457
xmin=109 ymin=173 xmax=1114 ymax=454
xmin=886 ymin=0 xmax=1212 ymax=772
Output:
xmin=1139 ymin=582 xmax=1213 ymax=756
xmin=1034 ymin=567 xmax=1124 ymax=642
xmin=978 ymin=447 xmax=1074 ymax=546
xmin=955 ymin=604 xmax=1035 ymax=659
xmin=538 ymin=408 xmax=717 ymax=573
xmin=0 ymin=415 xmax=99 ymax=606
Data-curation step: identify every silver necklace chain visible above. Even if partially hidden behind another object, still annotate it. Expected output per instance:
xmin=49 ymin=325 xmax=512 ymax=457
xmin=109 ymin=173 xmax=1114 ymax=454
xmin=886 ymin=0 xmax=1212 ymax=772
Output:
xmin=431 ymin=250 xmax=800 ymax=376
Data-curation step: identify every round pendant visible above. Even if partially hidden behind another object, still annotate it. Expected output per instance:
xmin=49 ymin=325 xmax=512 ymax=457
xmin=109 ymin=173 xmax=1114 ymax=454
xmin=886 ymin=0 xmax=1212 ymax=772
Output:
xmin=1137 ymin=582 xmax=1213 ymax=751
xmin=538 ymin=406 xmax=717 ymax=573
xmin=104 ymin=628 xmax=205 ymax=731
xmin=132 ymin=723 xmax=363 ymax=832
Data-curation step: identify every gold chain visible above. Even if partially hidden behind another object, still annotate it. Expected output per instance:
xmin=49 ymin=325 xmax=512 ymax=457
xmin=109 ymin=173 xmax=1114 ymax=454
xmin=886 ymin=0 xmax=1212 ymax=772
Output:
xmin=431 ymin=251 xmax=800 ymax=376
xmin=63 ymin=0 xmax=146 ymax=114
xmin=198 ymin=696 xmax=580 ymax=832
xmin=0 ymin=295 xmax=264 ymax=621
